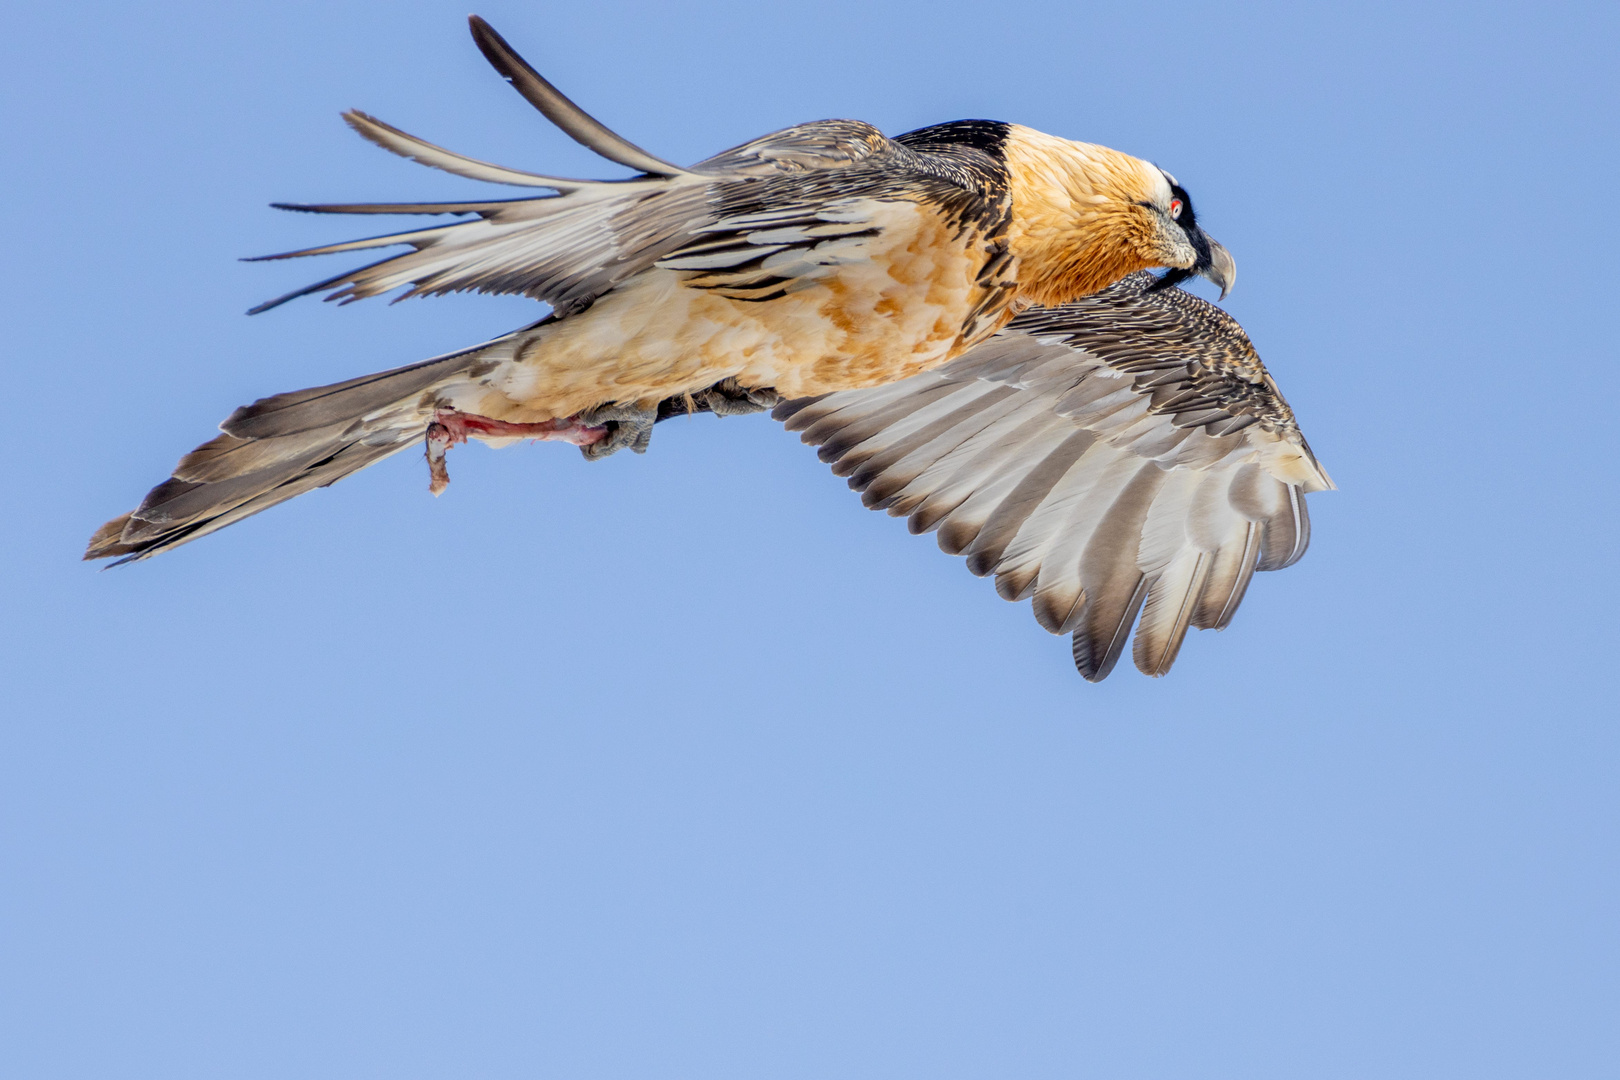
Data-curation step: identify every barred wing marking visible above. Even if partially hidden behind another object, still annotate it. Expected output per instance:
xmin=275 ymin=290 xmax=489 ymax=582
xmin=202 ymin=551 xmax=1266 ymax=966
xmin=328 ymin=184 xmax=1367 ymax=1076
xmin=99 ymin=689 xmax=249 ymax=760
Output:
xmin=657 ymin=201 xmax=894 ymax=302
xmin=774 ymin=272 xmax=1331 ymax=680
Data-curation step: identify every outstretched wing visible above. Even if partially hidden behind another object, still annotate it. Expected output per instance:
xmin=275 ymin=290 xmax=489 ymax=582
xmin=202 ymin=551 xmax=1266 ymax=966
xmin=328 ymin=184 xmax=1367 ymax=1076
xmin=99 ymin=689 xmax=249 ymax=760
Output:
xmin=247 ymin=18 xmax=999 ymax=317
xmin=773 ymin=271 xmax=1333 ymax=681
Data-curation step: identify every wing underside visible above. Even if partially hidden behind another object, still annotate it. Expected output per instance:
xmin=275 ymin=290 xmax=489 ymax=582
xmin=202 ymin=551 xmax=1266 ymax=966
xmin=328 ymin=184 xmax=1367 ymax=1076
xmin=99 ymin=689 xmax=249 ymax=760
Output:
xmin=774 ymin=272 xmax=1330 ymax=680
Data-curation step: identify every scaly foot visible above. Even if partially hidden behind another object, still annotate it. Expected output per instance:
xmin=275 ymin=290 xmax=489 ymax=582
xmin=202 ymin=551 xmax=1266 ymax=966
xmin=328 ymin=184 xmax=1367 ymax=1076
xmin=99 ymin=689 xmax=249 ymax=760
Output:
xmin=695 ymin=378 xmax=782 ymax=417
xmin=578 ymin=402 xmax=658 ymax=460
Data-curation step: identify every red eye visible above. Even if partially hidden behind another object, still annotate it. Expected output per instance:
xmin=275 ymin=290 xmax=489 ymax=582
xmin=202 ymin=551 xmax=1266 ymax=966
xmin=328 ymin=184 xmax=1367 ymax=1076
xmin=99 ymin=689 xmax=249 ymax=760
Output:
xmin=1170 ymin=198 xmax=1183 ymax=219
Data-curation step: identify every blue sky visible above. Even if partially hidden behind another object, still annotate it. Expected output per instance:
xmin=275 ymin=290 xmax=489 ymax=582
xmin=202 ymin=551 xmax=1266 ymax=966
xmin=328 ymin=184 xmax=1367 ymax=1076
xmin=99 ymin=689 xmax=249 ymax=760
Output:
xmin=3 ymin=1 xmax=1617 ymax=1077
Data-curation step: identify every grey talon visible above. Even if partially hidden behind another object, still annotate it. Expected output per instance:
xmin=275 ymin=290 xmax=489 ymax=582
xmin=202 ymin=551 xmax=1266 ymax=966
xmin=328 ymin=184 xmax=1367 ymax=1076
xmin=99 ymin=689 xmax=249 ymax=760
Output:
xmin=698 ymin=378 xmax=782 ymax=417
xmin=578 ymin=402 xmax=658 ymax=459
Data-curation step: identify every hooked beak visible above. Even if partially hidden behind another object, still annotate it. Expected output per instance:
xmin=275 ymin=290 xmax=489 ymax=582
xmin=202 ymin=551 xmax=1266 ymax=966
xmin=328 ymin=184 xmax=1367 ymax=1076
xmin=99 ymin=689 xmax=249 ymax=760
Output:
xmin=1195 ymin=232 xmax=1236 ymax=300
xmin=1147 ymin=228 xmax=1237 ymax=301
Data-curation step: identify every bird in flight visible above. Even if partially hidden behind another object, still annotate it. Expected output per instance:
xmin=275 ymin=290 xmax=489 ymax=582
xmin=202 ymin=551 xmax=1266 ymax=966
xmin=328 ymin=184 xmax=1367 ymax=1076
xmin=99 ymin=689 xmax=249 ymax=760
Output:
xmin=86 ymin=16 xmax=1328 ymax=679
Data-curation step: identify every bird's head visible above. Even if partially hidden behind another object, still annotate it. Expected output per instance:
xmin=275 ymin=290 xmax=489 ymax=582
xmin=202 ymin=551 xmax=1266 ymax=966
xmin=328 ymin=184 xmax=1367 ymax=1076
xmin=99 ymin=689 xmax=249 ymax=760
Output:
xmin=1001 ymin=126 xmax=1235 ymax=307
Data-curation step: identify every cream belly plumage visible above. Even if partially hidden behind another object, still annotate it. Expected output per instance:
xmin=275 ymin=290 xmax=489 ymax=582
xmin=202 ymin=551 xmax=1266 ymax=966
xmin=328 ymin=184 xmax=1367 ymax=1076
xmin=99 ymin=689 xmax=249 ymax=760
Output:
xmin=443 ymin=196 xmax=992 ymax=427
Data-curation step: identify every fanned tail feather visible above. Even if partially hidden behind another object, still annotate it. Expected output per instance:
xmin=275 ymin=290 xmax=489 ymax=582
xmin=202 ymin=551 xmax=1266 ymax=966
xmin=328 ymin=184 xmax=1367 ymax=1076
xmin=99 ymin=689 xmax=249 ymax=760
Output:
xmin=84 ymin=347 xmax=492 ymax=564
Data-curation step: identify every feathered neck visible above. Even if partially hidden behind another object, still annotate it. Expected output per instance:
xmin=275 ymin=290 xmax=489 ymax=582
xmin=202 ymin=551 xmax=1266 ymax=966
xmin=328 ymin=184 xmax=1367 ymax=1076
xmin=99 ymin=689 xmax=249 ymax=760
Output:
xmin=1001 ymin=126 xmax=1172 ymax=307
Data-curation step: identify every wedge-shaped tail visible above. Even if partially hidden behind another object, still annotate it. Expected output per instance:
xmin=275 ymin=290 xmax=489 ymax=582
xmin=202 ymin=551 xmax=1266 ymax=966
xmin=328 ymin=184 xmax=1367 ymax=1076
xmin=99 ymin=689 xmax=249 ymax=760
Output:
xmin=84 ymin=344 xmax=495 ymax=564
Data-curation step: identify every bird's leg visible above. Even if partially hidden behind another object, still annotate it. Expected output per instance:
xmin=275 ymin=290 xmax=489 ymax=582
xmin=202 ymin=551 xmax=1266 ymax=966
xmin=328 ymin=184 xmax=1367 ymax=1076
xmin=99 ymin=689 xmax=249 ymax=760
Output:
xmin=424 ymin=409 xmax=609 ymax=495
xmin=577 ymin=402 xmax=659 ymax=460
xmin=694 ymin=378 xmax=782 ymax=417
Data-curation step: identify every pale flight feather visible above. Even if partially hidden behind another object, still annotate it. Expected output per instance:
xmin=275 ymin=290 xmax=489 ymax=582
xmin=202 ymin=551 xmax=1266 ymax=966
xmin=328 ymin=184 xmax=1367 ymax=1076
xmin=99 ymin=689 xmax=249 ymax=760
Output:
xmin=775 ymin=270 xmax=1332 ymax=681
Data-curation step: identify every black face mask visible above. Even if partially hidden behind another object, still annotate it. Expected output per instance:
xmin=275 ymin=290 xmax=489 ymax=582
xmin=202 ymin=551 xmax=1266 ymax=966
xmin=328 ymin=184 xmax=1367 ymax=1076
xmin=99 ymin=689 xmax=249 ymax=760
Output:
xmin=1148 ymin=183 xmax=1213 ymax=293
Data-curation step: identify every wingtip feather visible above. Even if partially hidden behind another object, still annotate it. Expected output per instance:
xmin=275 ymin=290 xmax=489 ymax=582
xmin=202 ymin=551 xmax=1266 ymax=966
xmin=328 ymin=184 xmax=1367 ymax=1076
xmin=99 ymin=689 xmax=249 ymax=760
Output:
xmin=465 ymin=16 xmax=690 ymax=178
